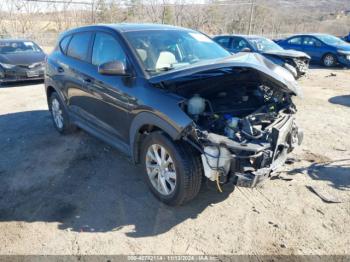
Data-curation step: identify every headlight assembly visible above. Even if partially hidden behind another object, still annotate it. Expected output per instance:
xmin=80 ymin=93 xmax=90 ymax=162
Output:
xmin=0 ymin=62 xmax=16 ymax=69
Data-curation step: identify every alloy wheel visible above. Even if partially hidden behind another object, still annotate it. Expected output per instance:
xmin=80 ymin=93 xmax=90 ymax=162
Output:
xmin=51 ymin=98 xmax=64 ymax=129
xmin=145 ymin=144 xmax=177 ymax=196
xmin=324 ymin=55 xmax=335 ymax=67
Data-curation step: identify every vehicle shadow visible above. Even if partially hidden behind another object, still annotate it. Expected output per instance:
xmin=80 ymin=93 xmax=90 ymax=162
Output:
xmin=0 ymin=110 xmax=233 ymax=237
xmin=328 ymin=95 xmax=350 ymax=107
xmin=287 ymin=160 xmax=350 ymax=190
xmin=0 ymin=79 xmax=44 ymax=88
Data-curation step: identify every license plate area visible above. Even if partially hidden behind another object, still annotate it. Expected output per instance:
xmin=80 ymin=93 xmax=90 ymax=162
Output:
xmin=26 ymin=71 xmax=39 ymax=77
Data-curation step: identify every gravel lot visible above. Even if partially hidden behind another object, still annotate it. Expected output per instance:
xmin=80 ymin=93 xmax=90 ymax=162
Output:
xmin=0 ymin=68 xmax=349 ymax=255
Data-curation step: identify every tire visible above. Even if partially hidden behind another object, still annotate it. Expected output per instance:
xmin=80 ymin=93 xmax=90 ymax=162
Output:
xmin=140 ymin=131 xmax=202 ymax=206
xmin=322 ymin=53 xmax=336 ymax=67
xmin=48 ymin=92 xmax=76 ymax=134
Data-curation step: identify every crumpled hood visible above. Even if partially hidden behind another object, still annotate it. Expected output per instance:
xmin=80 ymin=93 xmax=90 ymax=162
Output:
xmin=149 ymin=53 xmax=303 ymax=97
xmin=262 ymin=49 xmax=310 ymax=59
xmin=0 ymin=52 xmax=45 ymax=65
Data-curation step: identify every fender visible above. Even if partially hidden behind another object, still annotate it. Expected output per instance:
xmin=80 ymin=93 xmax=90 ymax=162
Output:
xmin=129 ymin=111 xmax=189 ymax=163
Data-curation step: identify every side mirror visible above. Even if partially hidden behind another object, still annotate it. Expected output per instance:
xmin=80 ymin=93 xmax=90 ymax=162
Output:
xmin=98 ymin=61 xmax=129 ymax=76
xmin=241 ymin=47 xmax=251 ymax=52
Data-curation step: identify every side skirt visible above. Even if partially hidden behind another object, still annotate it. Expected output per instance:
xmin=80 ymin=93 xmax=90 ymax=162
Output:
xmin=70 ymin=112 xmax=132 ymax=159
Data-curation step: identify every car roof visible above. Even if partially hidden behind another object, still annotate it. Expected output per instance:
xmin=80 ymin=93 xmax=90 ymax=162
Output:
xmin=62 ymin=23 xmax=195 ymax=37
xmin=287 ymin=33 xmax=331 ymax=38
xmin=214 ymin=34 xmax=267 ymax=39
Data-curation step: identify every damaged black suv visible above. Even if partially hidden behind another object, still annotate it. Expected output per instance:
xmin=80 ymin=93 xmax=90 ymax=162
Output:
xmin=46 ymin=24 xmax=303 ymax=205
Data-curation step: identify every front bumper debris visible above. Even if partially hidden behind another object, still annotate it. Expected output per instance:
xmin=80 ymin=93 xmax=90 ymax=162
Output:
xmin=201 ymin=115 xmax=303 ymax=188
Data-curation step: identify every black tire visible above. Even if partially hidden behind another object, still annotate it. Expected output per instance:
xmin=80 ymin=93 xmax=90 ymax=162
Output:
xmin=48 ymin=92 xmax=76 ymax=134
xmin=140 ymin=131 xmax=202 ymax=206
xmin=322 ymin=53 xmax=336 ymax=67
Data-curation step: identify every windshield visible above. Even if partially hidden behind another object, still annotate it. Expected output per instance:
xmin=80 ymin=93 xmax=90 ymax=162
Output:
xmin=124 ymin=30 xmax=231 ymax=74
xmin=249 ymin=37 xmax=283 ymax=52
xmin=0 ymin=41 xmax=42 ymax=54
xmin=317 ymin=35 xmax=347 ymax=46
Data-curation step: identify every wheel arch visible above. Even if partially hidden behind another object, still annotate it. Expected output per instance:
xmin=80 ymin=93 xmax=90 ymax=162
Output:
xmin=321 ymin=52 xmax=337 ymax=65
xmin=45 ymin=85 xmax=69 ymax=112
xmin=129 ymin=111 xmax=187 ymax=164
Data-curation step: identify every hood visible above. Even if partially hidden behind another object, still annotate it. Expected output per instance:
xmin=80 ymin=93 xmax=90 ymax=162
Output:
xmin=149 ymin=53 xmax=302 ymax=97
xmin=0 ymin=52 xmax=45 ymax=65
xmin=262 ymin=49 xmax=310 ymax=59
xmin=335 ymin=43 xmax=350 ymax=52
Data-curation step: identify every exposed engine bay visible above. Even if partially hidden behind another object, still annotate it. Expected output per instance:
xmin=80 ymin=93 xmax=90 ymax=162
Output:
xmin=175 ymin=67 xmax=303 ymax=188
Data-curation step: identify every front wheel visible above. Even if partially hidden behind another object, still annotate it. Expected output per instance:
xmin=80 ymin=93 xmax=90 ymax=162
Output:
xmin=322 ymin=53 xmax=336 ymax=67
xmin=141 ymin=132 xmax=202 ymax=206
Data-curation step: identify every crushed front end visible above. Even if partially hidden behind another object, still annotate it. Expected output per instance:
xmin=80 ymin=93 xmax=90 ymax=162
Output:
xmin=151 ymin=54 xmax=304 ymax=188
xmin=196 ymin=109 xmax=303 ymax=188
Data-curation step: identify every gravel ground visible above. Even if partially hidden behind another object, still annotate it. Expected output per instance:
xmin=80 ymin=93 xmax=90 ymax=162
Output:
xmin=0 ymin=68 xmax=349 ymax=255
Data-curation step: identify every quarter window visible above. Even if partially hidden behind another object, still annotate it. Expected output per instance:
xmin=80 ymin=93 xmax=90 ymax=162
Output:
xmin=92 ymin=33 xmax=126 ymax=66
xmin=66 ymin=32 xmax=92 ymax=61
xmin=59 ymin=35 xmax=71 ymax=54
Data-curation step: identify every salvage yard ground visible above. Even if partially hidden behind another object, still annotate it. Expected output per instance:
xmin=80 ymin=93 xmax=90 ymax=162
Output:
xmin=0 ymin=68 xmax=349 ymax=255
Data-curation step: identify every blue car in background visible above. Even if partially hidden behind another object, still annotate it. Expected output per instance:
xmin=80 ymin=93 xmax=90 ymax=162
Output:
xmin=213 ymin=35 xmax=310 ymax=79
xmin=276 ymin=34 xmax=350 ymax=67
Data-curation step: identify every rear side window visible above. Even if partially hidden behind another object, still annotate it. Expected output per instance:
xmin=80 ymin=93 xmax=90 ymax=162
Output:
xmin=59 ymin=35 xmax=71 ymax=53
xmin=92 ymin=32 xmax=126 ymax=66
xmin=288 ymin=37 xmax=302 ymax=45
xmin=215 ymin=37 xmax=230 ymax=48
xmin=67 ymin=32 xmax=92 ymax=61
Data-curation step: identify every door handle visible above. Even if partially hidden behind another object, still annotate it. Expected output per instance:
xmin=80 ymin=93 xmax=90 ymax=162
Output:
xmin=57 ymin=67 xmax=64 ymax=73
xmin=83 ymin=78 xmax=92 ymax=83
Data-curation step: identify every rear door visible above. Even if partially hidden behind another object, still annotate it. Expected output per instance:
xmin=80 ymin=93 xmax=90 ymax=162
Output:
xmin=301 ymin=36 xmax=324 ymax=61
xmin=64 ymin=32 xmax=95 ymax=121
xmin=284 ymin=36 xmax=303 ymax=51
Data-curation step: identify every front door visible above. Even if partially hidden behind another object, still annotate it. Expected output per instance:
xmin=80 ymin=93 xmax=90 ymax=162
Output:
xmin=81 ymin=31 xmax=134 ymax=142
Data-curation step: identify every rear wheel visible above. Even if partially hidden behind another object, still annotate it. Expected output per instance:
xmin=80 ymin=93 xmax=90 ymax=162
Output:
xmin=48 ymin=92 xmax=75 ymax=134
xmin=141 ymin=131 xmax=202 ymax=206
xmin=322 ymin=53 xmax=336 ymax=67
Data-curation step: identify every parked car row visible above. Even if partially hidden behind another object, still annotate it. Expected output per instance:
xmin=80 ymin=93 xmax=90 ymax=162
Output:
xmin=213 ymin=33 xmax=350 ymax=80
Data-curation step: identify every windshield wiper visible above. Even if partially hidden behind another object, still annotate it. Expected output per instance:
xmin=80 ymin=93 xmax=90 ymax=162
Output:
xmin=145 ymin=66 xmax=174 ymax=73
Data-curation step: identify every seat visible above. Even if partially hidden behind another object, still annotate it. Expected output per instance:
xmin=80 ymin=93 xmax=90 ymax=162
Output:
xmin=156 ymin=51 xmax=177 ymax=69
xmin=136 ymin=48 xmax=147 ymax=62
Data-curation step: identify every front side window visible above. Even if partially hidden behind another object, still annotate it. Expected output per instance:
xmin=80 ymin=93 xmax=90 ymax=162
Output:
xmin=67 ymin=32 xmax=92 ymax=61
xmin=0 ymin=41 xmax=42 ymax=54
xmin=288 ymin=37 xmax=302 ymax=45
xmin=92 ymin=33 xmax=126 ymax=66
xmin=124 ymin=30 xmax=231 ymax=74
